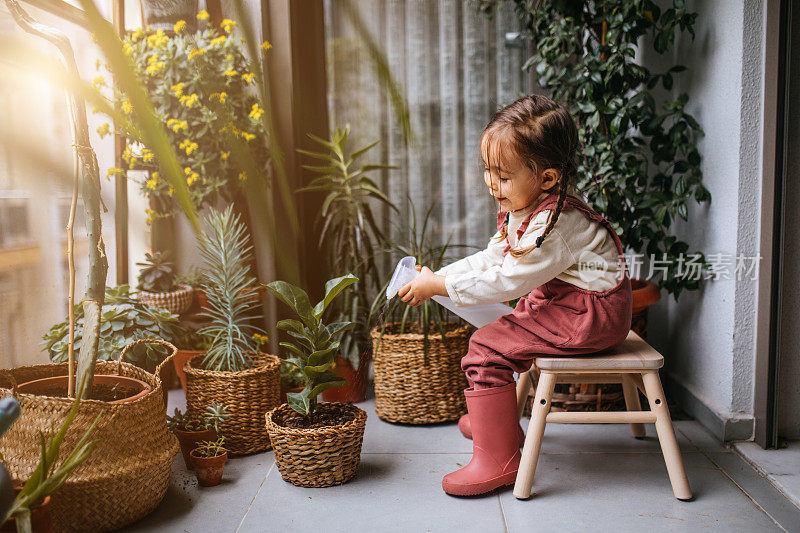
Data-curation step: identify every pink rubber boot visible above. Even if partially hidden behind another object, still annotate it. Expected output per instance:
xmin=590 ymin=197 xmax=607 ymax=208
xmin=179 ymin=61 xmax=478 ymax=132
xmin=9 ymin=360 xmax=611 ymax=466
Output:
xmin=442 ymin=383 xmax=521 ymax=496
xmin=458 ymin=413 xmax=525 ymax=447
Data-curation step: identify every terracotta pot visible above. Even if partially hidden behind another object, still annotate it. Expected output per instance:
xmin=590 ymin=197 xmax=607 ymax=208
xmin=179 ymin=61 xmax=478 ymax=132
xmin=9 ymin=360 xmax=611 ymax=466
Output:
xmin=190 ymin=449 xmax=228 ymax=487
xmin=279 ymin=385 xmax=305 ymax=405
xmin=631 ymin=278 xmax=661 ymax=337
xmin=172 ymin=350 xmax=204 ymax=394
xmin=173 ymin=428 xmax=217 ymax=470
xmin=321 ymin=354 xmax=370 ymax=404
xmin=0 ymin=490 xmax=53 ymax=533
xmin=15 ymin=375 xmax=151 ymax=404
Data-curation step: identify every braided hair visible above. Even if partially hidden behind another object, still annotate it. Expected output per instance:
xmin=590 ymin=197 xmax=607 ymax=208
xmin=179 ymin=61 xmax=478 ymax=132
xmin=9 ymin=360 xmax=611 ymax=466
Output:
xmin=482 ymin=95 xmax=579 ymax=258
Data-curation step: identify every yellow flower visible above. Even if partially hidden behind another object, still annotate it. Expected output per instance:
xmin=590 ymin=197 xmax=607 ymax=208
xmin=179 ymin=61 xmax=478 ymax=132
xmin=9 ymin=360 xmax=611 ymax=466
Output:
xmin=146 ymin=29 xmax=168 ymax=48
xmin=179 ymin=138 xmax=198 ymax=155
xmin=145 ymin=208 xmax=155 ymax=225
xmin=226 ymin=54 xmax=234 ymax=61
xmin=210 ymin=92 xmax=228 ymax=104
xmin=106 ymin=167 xmax=125 ymax=179
xmin=146 ymin=177 xmax=158 ymax=190
xmin=131 ymin=28 xmax=144 ymax=41
xmin=249 ymin=103 xmax=263 ymax=120
xmin=91 ymin=76 xmax=106 ymax=89
xmin=96 ymin=123 xmax=110 ymax=138
xmin=173 ymin=20 xmax=187 ymax=33
xmin=224 ymin=69 xmax=237 ymax=77
xmin=186 ymin=173 xmax=198 ymax=186
xmin=179 ymin=93 xmax=199 ymax=108
xmin=241 ymin=132 xmax=255 ymax=141
xmin=188 ymin=48 xmax=206 ymax=60
xmin=152 ymin=171 xmax=159 ymax=180
xmin=141 ymin=148 xmax=155 ymax=163
xmin=210 ymin=36 xmax=226 ymax=46
xmin=196 ymin=9 xmax=209 ymax=20
xmin=260 ymin=40 xmax=272 ymax=51
xmin=121 ymin=101 xmax=133 ymax=114
xmin=168 ymin=185 xmax=174 ymax=196
xmin=238 ymin=171 xmax=247 ymax=181
xmin=167 ymin=118 xmax=189 ymax=133
xmin=252 ymin=333 xmax=269 ymax=344
xmin=221 ymin=151 xmax=230 ymax=160
xmin=221 ymin=19 xmax=237 ymax=33
xmin=242 ymin=72 xmax=254 ymax=83
xmin=145 ymin=59 xmax=164 ymax=74
xmin=171 ymin=82 xmax=184 ymax=97
xmin=123 ymin=42 xmax=133 ymax=57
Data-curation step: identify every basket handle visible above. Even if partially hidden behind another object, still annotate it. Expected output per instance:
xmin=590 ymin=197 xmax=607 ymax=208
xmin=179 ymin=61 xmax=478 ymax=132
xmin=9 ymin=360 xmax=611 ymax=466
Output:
xmin=117 ymin=338 xmax=178 ymax=376
xmin=0 ymin=370 xmax=17 ymax=395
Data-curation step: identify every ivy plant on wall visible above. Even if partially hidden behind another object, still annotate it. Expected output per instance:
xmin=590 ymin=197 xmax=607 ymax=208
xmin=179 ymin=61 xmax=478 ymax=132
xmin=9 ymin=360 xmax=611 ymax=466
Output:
xmin=479 ymin=0 xmax=710 ymax=298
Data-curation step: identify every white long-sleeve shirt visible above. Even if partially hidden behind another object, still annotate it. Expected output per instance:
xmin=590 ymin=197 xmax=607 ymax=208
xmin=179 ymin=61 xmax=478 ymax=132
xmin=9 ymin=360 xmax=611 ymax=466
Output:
xmin=435 ymin=193 xmax=622 ymax=306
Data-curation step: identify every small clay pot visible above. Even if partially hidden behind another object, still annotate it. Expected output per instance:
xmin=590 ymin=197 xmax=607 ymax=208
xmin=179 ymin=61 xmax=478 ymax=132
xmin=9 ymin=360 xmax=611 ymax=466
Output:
xmin=174 ymin=428 xmax=217 ymax=470
xmin=15 ymin=375 xmax=151 ymax=404
xmin=172 ymin=350 xmax=205 ymax=394
xmin=190 ymin=449 xmax=228 ymax=487
xmin=0 ymin=490 xmax=53 ymax=533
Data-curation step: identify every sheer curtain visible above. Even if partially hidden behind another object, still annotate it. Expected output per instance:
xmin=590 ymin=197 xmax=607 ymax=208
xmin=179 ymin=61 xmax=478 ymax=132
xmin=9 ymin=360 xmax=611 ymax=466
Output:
xmin=323 ymin=0 xmax=528 ymax=270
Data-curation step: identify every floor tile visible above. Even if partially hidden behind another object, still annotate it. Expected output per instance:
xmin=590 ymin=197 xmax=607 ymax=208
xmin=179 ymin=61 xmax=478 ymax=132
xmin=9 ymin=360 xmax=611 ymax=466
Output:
xmin=501 ymin=452 xmax=781 ymax=532
xmin=237 ymin=453 xmax=506 ymax=533
xmin=734 ymin=441 xmax=800 ymax=510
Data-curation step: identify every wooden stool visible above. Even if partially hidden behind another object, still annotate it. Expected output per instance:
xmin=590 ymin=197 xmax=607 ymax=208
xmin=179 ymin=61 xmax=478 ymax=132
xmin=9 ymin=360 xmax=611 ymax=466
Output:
xmin=513 ymin=330 xmax=692 ymax=501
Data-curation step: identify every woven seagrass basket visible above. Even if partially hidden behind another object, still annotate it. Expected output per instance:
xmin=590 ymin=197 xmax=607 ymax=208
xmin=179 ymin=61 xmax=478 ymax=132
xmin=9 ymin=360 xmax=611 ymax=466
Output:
xmin=0 ymin=339 xmax=178 ymax=533
xmin=138 ymin=284 xmax=194 ymax=314
xmin=371 ymin=322 xmax=472 ymax=424
xmin=265 ymin=402 xmax=367 ymax=487
xmin=184 ymin=353 xmax=281 ymax=455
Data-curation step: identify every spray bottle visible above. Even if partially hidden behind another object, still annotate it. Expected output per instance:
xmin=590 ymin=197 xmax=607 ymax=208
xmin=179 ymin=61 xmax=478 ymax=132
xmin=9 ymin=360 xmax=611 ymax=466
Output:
xmin=385 ymin=256 xmax=513 ymax=328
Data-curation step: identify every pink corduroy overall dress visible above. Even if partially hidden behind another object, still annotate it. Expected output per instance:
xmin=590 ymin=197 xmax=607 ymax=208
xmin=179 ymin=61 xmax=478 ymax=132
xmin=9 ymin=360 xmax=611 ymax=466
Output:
xmin=461 ymin=193 xmax=633 ymax=389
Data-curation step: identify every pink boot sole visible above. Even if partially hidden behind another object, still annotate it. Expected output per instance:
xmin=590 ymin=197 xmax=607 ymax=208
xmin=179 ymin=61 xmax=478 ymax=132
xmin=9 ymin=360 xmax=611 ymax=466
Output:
xmin=442 ymin=468 xmax=519 ymax=496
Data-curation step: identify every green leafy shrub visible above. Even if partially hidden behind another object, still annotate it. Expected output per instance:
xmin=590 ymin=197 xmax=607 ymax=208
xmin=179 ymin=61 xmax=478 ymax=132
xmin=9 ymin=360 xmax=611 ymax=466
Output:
xmin=42 ymin=285 xmax=188 ymax=371
xmin=265 ymin=275 xmax=358 ymax=417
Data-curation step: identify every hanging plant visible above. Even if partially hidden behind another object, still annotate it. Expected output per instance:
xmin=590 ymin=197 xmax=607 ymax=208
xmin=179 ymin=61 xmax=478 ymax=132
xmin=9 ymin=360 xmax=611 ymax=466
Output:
xmin=478 ymin=0 xmax=711 ymax=298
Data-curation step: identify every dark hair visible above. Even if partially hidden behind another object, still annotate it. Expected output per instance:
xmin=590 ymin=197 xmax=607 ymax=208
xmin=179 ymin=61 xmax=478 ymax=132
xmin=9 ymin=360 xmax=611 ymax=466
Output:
xmin=481 ymin=94 xmax=579 ymax=258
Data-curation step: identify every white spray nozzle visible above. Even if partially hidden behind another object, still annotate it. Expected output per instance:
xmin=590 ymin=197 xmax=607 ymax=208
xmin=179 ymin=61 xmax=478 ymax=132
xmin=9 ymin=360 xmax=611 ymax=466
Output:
xmin=386 ymin=256 xmax=419 ymax=300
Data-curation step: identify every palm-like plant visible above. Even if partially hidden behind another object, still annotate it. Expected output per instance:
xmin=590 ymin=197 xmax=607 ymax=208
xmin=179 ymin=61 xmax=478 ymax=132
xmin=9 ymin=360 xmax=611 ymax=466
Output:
xmin=296 ymin=125 xmax=398 ymax=367
xmin=197 ymin=206 xmax=265 ymax=372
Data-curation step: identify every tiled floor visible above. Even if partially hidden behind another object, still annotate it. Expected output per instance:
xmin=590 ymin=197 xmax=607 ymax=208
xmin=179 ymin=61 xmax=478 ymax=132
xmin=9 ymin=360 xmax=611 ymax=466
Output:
xmin=123 ymin=391 xmax=800 ymax=532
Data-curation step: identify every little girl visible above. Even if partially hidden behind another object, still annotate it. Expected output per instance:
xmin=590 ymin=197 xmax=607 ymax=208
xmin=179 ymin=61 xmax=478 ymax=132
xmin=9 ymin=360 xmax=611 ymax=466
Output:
xmin=398 ymin=95 xmax=632 ymax=496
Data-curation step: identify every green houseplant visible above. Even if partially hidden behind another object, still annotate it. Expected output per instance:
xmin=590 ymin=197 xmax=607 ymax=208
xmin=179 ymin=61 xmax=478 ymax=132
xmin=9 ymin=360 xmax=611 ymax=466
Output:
xmin=136 ymin=251 xmax=194 ymax=314
xmin=263 ymin=274 xmax=368 ymax=488
xmin=478 ymin=0 xmax=710 ymax=309
xmin=368 ymin=201 xmax=473 ymax=425
xmin=182 ymin=206 xmax=280 ymax=455
xmin=167 ymin=403 xmax=230 ymax=470
xmin=189 ymin=436 xmax=228 ymax=487
xmin=296 ymin=124 xmax=398 ymax=402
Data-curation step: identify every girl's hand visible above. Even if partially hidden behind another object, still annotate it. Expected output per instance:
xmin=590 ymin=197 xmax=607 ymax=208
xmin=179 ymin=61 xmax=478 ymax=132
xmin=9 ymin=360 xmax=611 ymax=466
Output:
xmin=398 ymin=266 xmax=447 ymax=307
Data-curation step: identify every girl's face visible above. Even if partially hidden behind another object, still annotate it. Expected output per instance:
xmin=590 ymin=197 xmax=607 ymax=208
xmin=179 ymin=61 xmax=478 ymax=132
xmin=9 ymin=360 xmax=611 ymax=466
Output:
xmin=481 ymin=132 xmax=559 ymax=212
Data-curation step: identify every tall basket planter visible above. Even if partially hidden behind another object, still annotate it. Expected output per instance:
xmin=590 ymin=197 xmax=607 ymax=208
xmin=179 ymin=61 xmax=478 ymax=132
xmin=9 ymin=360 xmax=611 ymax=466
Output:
xmin=0 ymin=341 xmax=178 ymax=533
xmin=184 ymin=353 xmax=281 ymax=455
xmin=265 ymin=402 xmax=367 ymax=487
xmin=371 ymin=323 xmax=472 ymax=424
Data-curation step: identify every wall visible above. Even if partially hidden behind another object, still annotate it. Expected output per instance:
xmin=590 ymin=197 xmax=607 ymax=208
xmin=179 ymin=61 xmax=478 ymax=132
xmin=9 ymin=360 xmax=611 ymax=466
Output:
xmin=641 ymin=0 xmax=765 ymax=440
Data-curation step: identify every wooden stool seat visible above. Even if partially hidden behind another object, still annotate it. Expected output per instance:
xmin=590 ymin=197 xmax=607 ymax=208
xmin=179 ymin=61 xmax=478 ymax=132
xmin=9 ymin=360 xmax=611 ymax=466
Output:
xmin=513 ymin=330 xmax=692 ymax=501
xmin=534 ymin=335 xmax=664 ymax=371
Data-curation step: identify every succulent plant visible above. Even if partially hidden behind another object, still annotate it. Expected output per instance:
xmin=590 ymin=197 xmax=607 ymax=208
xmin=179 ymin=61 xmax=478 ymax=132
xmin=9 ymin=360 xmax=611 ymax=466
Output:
xmin=136 ymin=251 xmax=177 ymax=293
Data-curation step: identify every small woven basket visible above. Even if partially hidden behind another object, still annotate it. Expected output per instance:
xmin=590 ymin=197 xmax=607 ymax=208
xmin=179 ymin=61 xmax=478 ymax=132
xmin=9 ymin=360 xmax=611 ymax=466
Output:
xmin=138 ymin=284 xmax=194 ymax=314
xmin=265 ymin=402 xmax=367 ymax=487
xmin=522 ymin=370 xmax=626 ymax=416
xmin=371 ymin=322 xmax=472 ymax=424
xmin=0 ymin=339 xmax=178 ymax=533
xmin=184 ymin=353 xmax=281 ymax=455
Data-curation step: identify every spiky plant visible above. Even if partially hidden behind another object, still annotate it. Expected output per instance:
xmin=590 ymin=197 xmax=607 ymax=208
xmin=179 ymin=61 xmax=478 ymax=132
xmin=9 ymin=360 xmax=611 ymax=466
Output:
xmin=296 ymin=125 xmax=398 ymax=368
xmin=136 ymin=251 xmax=177 ymax=293
xmin=197 ymin=206 xmax=265 ymax=372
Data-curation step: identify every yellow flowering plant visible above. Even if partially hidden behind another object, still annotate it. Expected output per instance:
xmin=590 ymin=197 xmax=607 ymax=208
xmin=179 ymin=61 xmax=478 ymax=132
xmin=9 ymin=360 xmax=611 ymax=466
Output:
xmin=96 ymin=19 xmax=270 ymax=221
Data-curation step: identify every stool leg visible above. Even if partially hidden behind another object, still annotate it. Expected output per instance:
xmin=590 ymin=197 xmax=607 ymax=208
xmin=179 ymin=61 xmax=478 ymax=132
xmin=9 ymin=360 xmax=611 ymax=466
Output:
xmin=513 ymin=371 xmax=556 ymax=500
xmin=642 ymin=371 xmax=692 ymax=500
xmin=622 ymin=375 xmax=646 ymax=438
xmin=516 ymin=370 xmax=533 ymax=420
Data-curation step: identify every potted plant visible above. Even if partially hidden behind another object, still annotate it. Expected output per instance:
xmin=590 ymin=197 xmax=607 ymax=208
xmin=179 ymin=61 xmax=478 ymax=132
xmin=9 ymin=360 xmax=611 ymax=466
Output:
xmin=167 ymin=403 xmax=229 ymax=469
xmin=183 ymin=206 xmax=280 ymax=455
xmin=296 ymin=125 xmax=399 ymax=403
xmin=136 ymin=251 xmax=194 ymax=315
xmin=368 ymin=201 xmax=473 ymax=424
xmin=189 ymin=437 xmax=228 ymax=487
xmin=264 ymin=275 xmax=367 ymax=488
xmin=1 ymin=379 xmax=98 ymax=533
